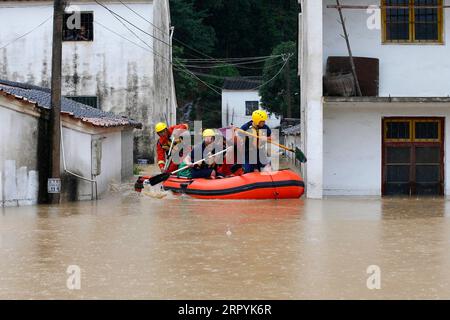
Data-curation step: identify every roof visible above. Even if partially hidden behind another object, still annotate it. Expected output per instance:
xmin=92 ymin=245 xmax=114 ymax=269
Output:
xmin=222 ymin=77 xmax=263 ymax=91
xmin=0 ymin=79 xmax=142 ymax=129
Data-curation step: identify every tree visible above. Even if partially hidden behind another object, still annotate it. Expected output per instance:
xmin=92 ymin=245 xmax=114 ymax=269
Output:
xmin=170 ymin=0 xmax=216 ymax=56
xmin=259 ymin=41 xmax=299 ymax=118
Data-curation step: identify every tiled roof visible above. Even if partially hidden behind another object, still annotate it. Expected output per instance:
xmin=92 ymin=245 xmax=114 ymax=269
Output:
xmin=0 ymin=79 xmax=142 ymax=129
xmin=222 ymin=77 xmax=262 ymax=91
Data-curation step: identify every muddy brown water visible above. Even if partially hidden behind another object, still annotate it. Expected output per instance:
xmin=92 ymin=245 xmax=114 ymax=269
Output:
xmin=1 ymin=182 xmax=450 ymax=299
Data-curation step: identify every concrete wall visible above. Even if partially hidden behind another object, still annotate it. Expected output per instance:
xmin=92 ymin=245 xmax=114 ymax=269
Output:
xmin=0 ymin=0 xmax=175 ymax=160
xmin=324 ymin=102 xmax=450 ymax=196
xmin=1 ymin=95 xmax=134 ymax=205
xmin=323 ymin=0 xmax=450 ymax=97
xmin=0 ymin=105 xmax=39 ymax=207
xmin=61 ymin=126 xmax=126 ymax=200
xmin=221 ymin=90 xmax=281 ymax=128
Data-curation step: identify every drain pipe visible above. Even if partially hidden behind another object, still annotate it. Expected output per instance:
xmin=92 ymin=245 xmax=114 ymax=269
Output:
xmin=60 ymin=123 xmax=98 ymax=200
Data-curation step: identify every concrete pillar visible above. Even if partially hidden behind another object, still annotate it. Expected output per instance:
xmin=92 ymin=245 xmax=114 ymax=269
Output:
xmin=300 ymin=0 xmax=323 ymax=199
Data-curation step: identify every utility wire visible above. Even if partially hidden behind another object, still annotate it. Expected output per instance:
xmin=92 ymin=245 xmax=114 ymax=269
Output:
xmin=96 ymin=1 xmax=290 ymax=95
xmin=253 ymin=54 xmax=292 ymax=91
xmin=97 ymin=2 xmax=222 ymax=95
xmin=117 ymin=0 xmax=281 ymax=66
xmin=95 ymin=21 xmax=154 ymax=53
xmin=94 ymin=0 xmax=172 ymax=47
xmin=0 ymin=16 xmax=52 ymax=50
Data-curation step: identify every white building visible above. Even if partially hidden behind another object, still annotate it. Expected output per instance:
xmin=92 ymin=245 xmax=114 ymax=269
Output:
xmin=0 ymin=79 xmax=140 ymax=207
xmin=300 ymin=0 xmax=450 ymax=198
xmin=221 ymin=77 xmax=280 ymax=128
xmin=0 ymin=0 xmax=176 ymax=161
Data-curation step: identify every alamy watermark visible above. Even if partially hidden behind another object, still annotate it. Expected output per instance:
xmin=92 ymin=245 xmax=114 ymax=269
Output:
xmin=66 ymin=265 xmax=81 ymax=290
xmin=366 ymin=265 xmax=381 ymax=290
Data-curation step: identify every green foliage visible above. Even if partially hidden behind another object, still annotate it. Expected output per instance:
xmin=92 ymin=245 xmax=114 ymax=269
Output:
xmin=259 ymin=41 xmax=299 ymax=118
xmin=170 ymin=0 xmax=216 ymax=55
xmin=170 ymin=0 xmax=300 ymax=124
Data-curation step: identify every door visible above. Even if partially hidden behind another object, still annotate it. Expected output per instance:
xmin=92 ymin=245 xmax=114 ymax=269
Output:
xmin=382 ymin=117 xmax=444 ymax=196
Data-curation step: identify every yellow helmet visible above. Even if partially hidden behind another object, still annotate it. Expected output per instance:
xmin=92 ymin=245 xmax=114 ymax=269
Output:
xmin=252 ymin=110 xmax=268 ymax=125
xmin=202 ymin=129 xmax=216 ymax=137
xmin=155 ymin=122 xmax=167 ymax=133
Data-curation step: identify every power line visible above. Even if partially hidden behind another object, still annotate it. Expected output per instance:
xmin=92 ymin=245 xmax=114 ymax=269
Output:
xmin=116 ymin=0 xmax=281 ymax=66
xmin=253 ymin=54 xmax=292 ymax=91
xmin=97 ymin=3 xmax=223 ymax=96
xmin=95 ymin=21 xmax=154 ymax=53
xmin=94 ymin=0 xmax=172 ymax=47
xmin=0 ymin=16 xmax=52 ymax=50
xmin=95 ymin=0 xmax=291 ymax=95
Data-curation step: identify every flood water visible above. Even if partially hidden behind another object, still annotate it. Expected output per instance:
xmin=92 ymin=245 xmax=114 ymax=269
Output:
xmin=1 ymin=185 xmax=450 ymax=299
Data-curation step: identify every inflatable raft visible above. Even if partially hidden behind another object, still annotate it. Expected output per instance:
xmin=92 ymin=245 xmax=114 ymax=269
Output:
xmin=162 ymin=170 xmax=304 ymax=200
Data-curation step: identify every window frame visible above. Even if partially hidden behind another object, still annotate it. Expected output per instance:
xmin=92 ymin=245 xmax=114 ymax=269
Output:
xmin=245 ymin=101 xmax=259 ymax=116
xmin=63 ymin=11 xmax=94 ymax=42
xmin=384 ymin=118 xmax=441 ymax=142
xmin=381 ymin=0 xmax=444 ymax=44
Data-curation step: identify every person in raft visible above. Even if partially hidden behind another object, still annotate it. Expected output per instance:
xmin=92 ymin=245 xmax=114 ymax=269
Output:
xmin=155 ymin=122 xmax=189 ymax=173
xmin=239 ymin=109 xmax=272 ymax=173
xmin=182 ymin=129 xmax=228 ymax=179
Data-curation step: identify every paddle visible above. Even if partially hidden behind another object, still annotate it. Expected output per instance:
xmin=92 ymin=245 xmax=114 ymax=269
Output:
xmin=234 ymin=128 xmax=307 ymax=163
xmin=163 ymin=137 xmax=175 ymax=171
xmin=148 ymin=146 xmax=233 ymax=186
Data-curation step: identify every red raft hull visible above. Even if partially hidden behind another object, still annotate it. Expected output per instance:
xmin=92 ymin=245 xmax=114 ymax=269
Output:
xmin=162 ymin=170 xmax=304 ymax=200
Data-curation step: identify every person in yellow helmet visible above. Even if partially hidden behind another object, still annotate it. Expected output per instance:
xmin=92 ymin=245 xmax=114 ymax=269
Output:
xmin=155 ymin=122 xmax=189 ymax=173
xmin=239 ymin=109 xmax=272 ymax=173
xmin=182 ymin=129 xmax=222 ymax=179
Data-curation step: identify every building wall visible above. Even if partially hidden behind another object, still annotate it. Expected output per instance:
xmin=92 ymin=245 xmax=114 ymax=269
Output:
xmin=0 ymin=0 xmax=174 ymax=160
xmin=61 ymin=126 xmax=93 ymax=201
xmin=323 ymin=103 xmax=450 ymax=195
xmin=221 ymin=90 xmax=281 ymax=128
xmin=0 ymin=95 xmax=135 ymax=206
xmin=61 ymin=126 xmax=125 ymax=200
xmin=0 ymin=104 xmax=39 ymax=207
xmin=323 ymin=0 xmax=450 ymax=97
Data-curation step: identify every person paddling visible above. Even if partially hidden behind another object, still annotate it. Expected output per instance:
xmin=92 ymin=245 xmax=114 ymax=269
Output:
xmin=155 ymin=122 xmax=189 ymax=173
xmin=239 ymin=110 xmax=272 ymax=173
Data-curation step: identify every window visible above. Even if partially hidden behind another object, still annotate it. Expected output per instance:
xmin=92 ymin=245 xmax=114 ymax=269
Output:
xmin=382 ymin=0 xmax=443 ymax=43
xmin=63 ymin=12 xmax=94 ymax=41
xmin=66 ymin=96 xmax=98 ymax=108
xmin=245 ymin=101 xmax=259 ymax=116
xmin=384 ymin=118 xmax=441 ymax=142
xmin=382 ymin=117 xmax=444 ymax=196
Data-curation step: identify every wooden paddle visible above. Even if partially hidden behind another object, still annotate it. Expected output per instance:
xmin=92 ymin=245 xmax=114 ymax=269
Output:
xmin=234 ymin=128 xmax=307 ymax=163
xmin=148 ymin=146 xmax=233 ymax=186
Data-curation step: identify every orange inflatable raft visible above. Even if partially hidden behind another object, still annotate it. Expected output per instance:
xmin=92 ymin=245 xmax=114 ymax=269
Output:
xmin=162 ymin=170 xmax=304 ymax=200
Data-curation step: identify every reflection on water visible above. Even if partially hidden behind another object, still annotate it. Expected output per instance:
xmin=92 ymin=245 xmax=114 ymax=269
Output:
xmin=1 ymin=191 xmax=450 ymax=299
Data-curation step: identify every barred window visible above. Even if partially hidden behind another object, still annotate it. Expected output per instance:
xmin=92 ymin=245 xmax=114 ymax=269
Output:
xmin=66 ymin=96 xmax=98 ymax=109
xmin=245 ymin=101 xmax=259 ymax=116
xmin=383 ymin=0 xmax=443 ymax=43
xmin=63 ymin=12 xmax=94 ymax=42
